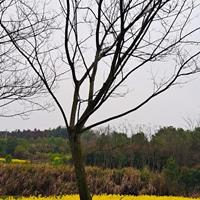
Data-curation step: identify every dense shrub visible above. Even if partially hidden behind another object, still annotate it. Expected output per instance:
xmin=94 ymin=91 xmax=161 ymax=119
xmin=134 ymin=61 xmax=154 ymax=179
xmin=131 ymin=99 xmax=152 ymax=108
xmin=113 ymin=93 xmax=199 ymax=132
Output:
xmin=162 ymin=158 xmax=180 ymax=195
xmin=0 ymin=164 xmax=199 ymax=197
xmin=179 ymin=167 xmax=200 ymax=196
xmin=0 ymin=164 xmax=76 ymax=196
xmin=5 ymin=154 xmax=12 ymax=163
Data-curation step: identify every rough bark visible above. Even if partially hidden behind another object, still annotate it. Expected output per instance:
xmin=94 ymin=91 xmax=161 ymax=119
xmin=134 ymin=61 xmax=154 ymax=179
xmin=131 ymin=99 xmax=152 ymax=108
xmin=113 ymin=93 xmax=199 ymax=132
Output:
xmin=69 ymin=132 xmax=92 ymax=200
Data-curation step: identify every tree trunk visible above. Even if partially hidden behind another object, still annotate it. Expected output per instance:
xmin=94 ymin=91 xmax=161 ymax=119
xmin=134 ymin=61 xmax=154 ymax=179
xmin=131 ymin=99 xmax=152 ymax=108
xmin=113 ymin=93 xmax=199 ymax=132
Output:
xmin=69 ymin=132 xmax=92 ymax=200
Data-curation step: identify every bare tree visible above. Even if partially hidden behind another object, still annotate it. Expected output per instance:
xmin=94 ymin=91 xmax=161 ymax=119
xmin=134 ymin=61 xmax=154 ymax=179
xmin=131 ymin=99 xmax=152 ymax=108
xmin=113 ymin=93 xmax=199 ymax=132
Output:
xmin=2 ymin=0 xmax=200 ymax=199
xmin=0 ymin=0 xmax=58 ymax=117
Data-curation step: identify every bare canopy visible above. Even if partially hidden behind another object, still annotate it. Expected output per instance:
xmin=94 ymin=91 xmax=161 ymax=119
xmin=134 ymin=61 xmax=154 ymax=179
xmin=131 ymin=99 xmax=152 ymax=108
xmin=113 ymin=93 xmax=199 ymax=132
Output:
xmin=60 ymin=0 xmax=200 ymax=131
xmin=0 ymin=0 xmax=58 ymax=117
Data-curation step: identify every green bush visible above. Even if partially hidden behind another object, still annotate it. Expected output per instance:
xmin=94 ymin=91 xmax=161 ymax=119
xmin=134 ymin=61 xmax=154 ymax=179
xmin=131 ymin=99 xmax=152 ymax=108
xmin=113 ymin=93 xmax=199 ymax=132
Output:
xmin=52 ymin=156 xmax=63 ymax=165
xmin=140 ymin=167 xmax=151 ymax=185
xmin=5 ymin=154 xmax=12 ymax=163
xmin=179 ymin=167 xmax=200 ymax=195
xmin=49 ymin=153 xmax=72 ymax=165
xmin=162 ymin=157 xmax=180 ymax=195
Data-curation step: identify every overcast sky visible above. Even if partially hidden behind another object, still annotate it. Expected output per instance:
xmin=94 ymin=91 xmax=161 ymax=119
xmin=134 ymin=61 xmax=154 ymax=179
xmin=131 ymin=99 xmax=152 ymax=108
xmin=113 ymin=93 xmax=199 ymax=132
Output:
xmin=1 ymin=73 xmax=200 ymax=132
xmin=1 ymin=0 xmax=200 ymax=133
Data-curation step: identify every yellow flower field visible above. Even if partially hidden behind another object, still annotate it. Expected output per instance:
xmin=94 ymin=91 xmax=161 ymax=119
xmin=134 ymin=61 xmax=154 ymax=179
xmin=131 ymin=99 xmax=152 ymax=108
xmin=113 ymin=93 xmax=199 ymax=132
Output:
xmin=0 ymin=157 xmax=30 ymax=164
xmin=3 ymin=195 xmax=200 ymax=200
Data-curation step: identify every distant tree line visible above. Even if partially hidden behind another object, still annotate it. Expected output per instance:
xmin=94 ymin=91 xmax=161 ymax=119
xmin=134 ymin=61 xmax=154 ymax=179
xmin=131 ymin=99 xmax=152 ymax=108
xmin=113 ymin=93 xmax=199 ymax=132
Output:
xmin=82 ymin=126 xmax=200 ymax=171
xmin=0 ymin=126 xmax=199 ymax=171
xmin=0 ymin=126 xmax=67 ymax=139
xmin=0 ymin=128 xmax=70 ymax=163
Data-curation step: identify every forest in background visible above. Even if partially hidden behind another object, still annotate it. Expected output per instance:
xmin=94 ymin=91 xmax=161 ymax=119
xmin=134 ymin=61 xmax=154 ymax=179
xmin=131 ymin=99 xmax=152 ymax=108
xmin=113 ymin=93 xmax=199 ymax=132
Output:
xmin=0 ymin=126 xmax=199 ymax=170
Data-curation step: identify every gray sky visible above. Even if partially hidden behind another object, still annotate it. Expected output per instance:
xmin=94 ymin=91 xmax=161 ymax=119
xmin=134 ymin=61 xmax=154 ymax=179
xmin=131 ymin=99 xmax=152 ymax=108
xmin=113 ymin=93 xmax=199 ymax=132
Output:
xmin=1 ymin=0 xmax=200 ymax=133
xmin=1 ymin=73 xmax=200 ymax=132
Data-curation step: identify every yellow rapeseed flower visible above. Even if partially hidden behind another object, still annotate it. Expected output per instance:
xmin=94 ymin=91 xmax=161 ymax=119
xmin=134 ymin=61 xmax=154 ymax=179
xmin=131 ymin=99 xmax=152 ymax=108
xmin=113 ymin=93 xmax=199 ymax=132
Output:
xmin=2 ymin=195 xmax=200 ymax=200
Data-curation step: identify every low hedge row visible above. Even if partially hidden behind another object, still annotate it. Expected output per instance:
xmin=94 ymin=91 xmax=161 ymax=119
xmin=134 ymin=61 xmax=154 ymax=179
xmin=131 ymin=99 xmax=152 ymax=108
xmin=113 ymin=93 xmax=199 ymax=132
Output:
xmin=0 ymin=164 xmax=199 ymax=197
